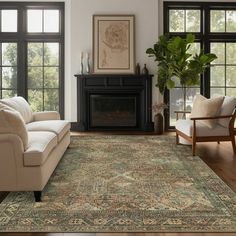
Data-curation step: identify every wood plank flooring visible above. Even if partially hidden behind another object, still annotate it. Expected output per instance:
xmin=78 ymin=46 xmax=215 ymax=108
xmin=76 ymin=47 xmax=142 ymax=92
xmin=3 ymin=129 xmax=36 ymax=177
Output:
xmin=1 ymin=132 xmax=236 ymax=236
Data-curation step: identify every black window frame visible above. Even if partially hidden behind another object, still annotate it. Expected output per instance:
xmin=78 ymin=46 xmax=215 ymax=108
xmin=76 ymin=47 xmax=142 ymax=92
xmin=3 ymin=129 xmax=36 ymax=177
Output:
xmin=0 ymin=2 xmax=65 ymax=118
xmin=164 ymin=1 xmax=236 ymax=130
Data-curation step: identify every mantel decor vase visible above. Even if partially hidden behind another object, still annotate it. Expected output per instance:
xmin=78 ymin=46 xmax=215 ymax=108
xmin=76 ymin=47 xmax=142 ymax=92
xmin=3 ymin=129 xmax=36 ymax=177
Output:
xmin=154 ymin=113 xmax=164 ymax=134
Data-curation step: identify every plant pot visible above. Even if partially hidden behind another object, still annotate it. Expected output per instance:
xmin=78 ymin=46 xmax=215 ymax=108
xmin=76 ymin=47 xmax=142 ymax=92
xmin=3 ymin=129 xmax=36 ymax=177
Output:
xmin=154 ymin=113 xmax=163 ymax=134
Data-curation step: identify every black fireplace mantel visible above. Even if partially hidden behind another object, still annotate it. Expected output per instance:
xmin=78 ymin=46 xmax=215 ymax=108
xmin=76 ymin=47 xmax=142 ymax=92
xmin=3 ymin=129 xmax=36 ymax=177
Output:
xmin=74 ymin=74 xmax=154 ymax=132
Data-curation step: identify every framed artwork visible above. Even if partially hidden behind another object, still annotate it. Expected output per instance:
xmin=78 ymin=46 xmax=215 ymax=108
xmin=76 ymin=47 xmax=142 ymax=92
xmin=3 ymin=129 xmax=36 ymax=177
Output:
xmin=93 ymin=15 xmax=135 ymax=74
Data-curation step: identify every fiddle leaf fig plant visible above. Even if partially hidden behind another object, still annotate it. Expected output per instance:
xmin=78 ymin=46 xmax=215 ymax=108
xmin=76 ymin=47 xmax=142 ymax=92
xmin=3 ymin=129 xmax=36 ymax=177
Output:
xmin=146 ymin=33 xmax=217 ymax=95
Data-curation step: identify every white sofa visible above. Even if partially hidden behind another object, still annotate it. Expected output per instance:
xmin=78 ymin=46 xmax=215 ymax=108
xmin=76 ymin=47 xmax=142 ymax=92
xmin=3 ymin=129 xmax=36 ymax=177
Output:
xmin=0 ymin=96 xmax=70 ymax=201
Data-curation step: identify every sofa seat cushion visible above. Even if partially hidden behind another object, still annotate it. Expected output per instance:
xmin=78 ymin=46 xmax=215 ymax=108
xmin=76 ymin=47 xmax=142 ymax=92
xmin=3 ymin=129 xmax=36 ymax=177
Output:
xmin=176 ymin=119 xmax=229 ymax=137
xmin=24 ymin=131 xmax=57 ymax=166
xmin=26 ymin=120 xmax=70 ymax=142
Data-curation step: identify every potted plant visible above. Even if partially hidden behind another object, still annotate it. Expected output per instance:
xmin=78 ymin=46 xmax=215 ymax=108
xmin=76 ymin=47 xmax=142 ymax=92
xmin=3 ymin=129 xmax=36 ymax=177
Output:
xmin=146 ymin=33 xmax=217 ymax=111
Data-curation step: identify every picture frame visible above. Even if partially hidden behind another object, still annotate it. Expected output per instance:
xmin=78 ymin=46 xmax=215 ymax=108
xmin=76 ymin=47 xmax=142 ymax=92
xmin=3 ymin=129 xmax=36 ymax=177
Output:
xmin=93 ymin=15 xmax=135 ymax=74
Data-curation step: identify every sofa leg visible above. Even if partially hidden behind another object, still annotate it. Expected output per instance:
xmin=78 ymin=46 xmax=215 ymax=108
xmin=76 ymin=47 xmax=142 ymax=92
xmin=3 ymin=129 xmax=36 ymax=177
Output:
xmin=34 ymin=191 xmax=42 ymax=202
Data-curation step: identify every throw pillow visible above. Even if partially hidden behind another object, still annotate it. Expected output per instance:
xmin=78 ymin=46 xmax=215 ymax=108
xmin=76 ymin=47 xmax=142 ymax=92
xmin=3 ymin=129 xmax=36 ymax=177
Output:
xmin=0 ymin=96 xmax=33 ymax=124
xmin=0 ymin=104 xmax=28 ymax=150
xmin=218 ymin=96 xmax=236 ymax=128
xmin=190 ymin=94 xmax=224 ymax=128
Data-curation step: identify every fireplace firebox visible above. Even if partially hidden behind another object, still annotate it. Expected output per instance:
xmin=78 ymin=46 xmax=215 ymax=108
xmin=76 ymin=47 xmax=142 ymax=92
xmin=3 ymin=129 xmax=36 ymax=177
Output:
xmin=90 ymin=94 xmax=138 ymax=128
xmin=74 ymin=74 xmax=154 ymax=131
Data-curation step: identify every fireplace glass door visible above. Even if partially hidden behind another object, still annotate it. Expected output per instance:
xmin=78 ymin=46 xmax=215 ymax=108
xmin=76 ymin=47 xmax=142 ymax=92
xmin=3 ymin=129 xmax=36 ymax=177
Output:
xmin=89 ymin=94 xmax=138 ymax=128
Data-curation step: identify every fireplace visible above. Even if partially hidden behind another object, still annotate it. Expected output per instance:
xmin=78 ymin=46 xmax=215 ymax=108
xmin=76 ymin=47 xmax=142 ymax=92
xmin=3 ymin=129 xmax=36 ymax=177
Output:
xmin=90 ymin=94 xmax=138 ymax=128
xmin=74 ymin=74 xmax=154 ymax=131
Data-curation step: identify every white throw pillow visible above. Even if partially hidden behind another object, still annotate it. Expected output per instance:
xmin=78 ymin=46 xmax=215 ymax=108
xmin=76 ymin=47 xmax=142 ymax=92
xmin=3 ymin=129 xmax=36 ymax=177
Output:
xmin=190 ymin=94 xmax=224 ymax=128
xmin=218 ymin=96 xmax=236 ymax=128
xmin=0 ymin=104 xmax=28 ymax=150
xmin=0 ymin=96 xmax=33 ymax=124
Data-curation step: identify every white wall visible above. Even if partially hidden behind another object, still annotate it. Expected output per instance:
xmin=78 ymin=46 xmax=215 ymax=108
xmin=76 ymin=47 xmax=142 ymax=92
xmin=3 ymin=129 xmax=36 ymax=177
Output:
xmin=69 ymin=0 xmax=160 ymax=121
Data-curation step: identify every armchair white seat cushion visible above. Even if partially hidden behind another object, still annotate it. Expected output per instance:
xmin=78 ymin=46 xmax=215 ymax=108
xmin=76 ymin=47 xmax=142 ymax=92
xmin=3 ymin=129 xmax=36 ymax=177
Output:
xmin=26 ymin=120 xmax=70 ymax=142
xmin=176 ymin=119 xmax=229 ymax=137
xmin=175 ymin=95 xmax=236 ymax=156
xmin=24 ymin=131 xmax=58 ymax=166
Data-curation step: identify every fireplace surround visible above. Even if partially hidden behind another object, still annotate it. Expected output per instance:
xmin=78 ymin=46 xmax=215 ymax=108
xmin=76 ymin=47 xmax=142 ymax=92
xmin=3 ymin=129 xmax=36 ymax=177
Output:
xmin=74 ymin=74 xmax=154 ymax=131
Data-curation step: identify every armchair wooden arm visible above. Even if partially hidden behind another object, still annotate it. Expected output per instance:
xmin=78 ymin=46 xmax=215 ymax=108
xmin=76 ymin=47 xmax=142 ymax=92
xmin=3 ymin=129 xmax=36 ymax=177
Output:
xmin=190 ymin=114 xmax=233 ymax=121
xmin=174 ymin=110 xmax=191 ymax=120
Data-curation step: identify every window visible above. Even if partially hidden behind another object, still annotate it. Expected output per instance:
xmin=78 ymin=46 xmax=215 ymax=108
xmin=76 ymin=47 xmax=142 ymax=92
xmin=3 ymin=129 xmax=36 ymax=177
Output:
xmin=164 ymin=2 xmax=236 ymax=130
xmin=0 ymin=2 xmax=64 ymax=117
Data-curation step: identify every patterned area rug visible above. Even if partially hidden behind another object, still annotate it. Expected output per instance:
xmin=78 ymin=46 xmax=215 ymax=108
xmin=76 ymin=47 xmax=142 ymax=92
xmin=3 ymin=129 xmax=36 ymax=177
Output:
xmin=0 ymin=135 xmax=236 ymax=232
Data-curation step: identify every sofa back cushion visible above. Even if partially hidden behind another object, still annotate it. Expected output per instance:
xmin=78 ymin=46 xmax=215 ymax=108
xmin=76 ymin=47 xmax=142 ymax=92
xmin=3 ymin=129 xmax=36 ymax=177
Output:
xmin=0 ymin=96 xmax=33 ymax=124
xmin=190 ymin=94 xmax=224 ymax=128
xmin=218 ymin=96 xmax=236 ymax=128
xmin=0 ymin=103 xmax=28 ymax=150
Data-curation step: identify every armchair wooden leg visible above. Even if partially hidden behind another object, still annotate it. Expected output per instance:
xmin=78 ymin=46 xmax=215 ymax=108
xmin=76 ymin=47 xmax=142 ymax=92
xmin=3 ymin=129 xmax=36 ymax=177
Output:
xmin=192 ymin=143 xmax=196 ymax=156
xmin=176 ymin=133 xmax=179 ymax=145
xmin=34 ymin=191 xmax=42 ymax=202
xmin=231 ymin=137 xmax=236 ymax=154
xmin=217 ymin=141 xmax=220 ymax=144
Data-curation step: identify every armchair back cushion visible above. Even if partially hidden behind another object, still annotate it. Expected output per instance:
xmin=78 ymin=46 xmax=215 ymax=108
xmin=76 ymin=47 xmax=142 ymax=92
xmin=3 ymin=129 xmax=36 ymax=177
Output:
xmin=0 ymin=104 xmax=28 ymax=150
xmin=218 ymin=96 xmax=236 ymax=128
xmin=190 ymin=94 xmax=224 ymax=128
xmin=0 ymin=96 xmax=33 ymax=124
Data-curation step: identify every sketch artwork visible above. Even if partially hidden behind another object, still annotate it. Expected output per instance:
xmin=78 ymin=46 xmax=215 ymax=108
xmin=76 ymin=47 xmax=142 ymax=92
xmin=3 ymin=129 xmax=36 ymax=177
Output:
xmin=93 ymin=15 xmax=134 ymax=74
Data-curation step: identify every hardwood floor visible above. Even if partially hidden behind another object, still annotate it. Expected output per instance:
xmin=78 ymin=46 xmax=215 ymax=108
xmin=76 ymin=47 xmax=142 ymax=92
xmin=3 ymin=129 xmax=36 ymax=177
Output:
xmin=1 ymin=132 xmax=236 ymax=236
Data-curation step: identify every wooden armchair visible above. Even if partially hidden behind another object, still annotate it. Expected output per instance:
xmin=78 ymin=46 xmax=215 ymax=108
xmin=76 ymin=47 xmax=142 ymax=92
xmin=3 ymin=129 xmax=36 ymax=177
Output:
xmin=175 ymin=96 xmax=236 ymax=156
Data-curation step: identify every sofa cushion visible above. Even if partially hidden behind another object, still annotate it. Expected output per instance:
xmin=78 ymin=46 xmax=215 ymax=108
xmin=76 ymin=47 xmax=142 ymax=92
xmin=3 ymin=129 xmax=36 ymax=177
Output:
xmin=176 ymin=119 xmax=229 ymax=137
xmin=218 ymin=96 xmax=236 ymax=128
xmin=26 ymin=120 xmax=70 ymax=142
xmin=190 ymin=94 xmax=224 ymax=128
xmin=0 ymin=103 xmax=28 ymax=150
xmin=24 ymin=131 xmax=57 ymax=166
xmin=0 ymin=96 xmax=33 ymax=124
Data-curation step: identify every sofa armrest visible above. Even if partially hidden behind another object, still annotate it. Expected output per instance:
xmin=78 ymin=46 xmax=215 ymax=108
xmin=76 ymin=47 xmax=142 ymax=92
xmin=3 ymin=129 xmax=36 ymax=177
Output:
xmin=33 ymin=111 xmax=60 ymax=121
xmin=0 ymin=134 xmax=24 ymax=190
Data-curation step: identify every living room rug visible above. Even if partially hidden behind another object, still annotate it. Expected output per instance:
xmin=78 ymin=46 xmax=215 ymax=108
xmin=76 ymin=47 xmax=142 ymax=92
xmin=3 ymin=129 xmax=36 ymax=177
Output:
xmin=0 ymin=135 xmax=236 ymax=232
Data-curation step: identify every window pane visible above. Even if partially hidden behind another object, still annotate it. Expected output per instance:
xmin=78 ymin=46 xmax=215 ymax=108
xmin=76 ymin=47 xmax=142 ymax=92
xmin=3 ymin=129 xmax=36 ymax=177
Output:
xmin=28 ymin=89 xmax=43 ymax=112
xmin=226 ymin=10 xmax=236 ymax=32
xmin=2 ymin=43 xmax=17 ymax=66
xmin=186 ymin=10 xmax=200 ymax=32
xmin=27 ymin=10 xmax=42 ymax=33
xmin=28 ymin=67 xmax=43 ymax=88
xmin=169 ymin=10 xmax=184 ymax=32
xmin=210 ymin=10 xmax=225 ymax=32
xmin=169 ymin=87 xmax=200 ymax=126
xmin=44 ymin=67 xmax=59 ymax=88
xmin=211 ymin=87 xmax=225 ymax=97
xmin=226 ymin=88 xmax=236 ymax=97
xmin=188 ymin=42 xmax=201 ymax=58
xmin=28 ymin=43 xmax=43 ymax=66
xmin=44 ymin=10 xmax=59 ymax=32
xmin=211 ymin=43 xmax=225 ymax=64
xmin=1 ymin=10 xmax=17 ymax=32
xmin=211 ymin=66 xmax=225 ymax=86
xmin=2 ymin=67 xmax=17 ymax=89
xmin=226 ymin=66 xmax=236 ymax=86
xmin=226 ymin=43 xmax=236 ymax=65
xmin=44 ymin=43 xmax=59 ymax=66
xmin=44 ymin=89 xmax=59 ymax=111
xmin=2 ymin=90 xmax=16 ymax=98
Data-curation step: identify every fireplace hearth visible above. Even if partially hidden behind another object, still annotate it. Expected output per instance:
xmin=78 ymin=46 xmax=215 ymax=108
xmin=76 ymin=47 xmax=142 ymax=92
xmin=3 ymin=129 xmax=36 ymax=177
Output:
xmin=74 ymin=74 xmax=154 ymax=131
